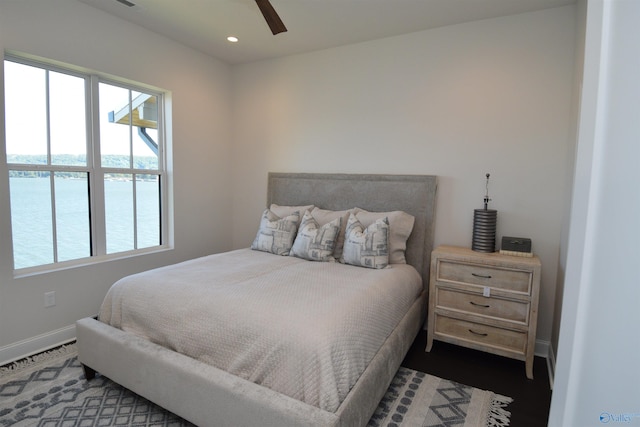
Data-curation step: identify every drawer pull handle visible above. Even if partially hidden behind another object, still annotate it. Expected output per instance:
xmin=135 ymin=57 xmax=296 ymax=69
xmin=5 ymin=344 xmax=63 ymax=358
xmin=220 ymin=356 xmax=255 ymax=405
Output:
xmin=472 ymin=273 xmax=492 ymax=279
xmin=469 ymin=329 xmax=488 ymax=337
xmin=470 ymin=301 xmax=490 ymax=308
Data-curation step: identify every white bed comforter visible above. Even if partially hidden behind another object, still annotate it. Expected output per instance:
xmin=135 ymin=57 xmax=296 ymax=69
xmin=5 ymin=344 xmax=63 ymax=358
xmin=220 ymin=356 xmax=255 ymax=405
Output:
xmin=99 ymin=248 xmax=422 ymax=412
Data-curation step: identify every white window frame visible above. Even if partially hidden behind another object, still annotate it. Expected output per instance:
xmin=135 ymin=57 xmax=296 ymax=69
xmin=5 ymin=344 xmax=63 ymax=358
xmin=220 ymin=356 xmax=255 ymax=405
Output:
xmin=3 ymin=54 xmax=170 ymax=275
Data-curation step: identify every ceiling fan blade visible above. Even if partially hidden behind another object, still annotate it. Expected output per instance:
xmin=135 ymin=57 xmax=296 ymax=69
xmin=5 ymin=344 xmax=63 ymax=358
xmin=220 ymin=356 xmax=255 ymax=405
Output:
xmin=115 ymin=0 xmax=135 ymax=7
xmin=254 ymin=0 xmax=287 ymax=35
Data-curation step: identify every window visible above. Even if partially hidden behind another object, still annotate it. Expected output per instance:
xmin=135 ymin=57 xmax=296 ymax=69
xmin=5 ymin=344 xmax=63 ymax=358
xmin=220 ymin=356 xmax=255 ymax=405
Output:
xmin=3 ymin=56 xmax=167 ymax=271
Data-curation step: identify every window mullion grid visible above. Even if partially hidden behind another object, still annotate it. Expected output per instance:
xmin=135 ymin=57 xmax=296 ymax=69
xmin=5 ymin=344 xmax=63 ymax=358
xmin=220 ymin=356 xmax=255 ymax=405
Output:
xmin=157 ymin=95 xmax=167 ymax=247
xmin=128 ymin=90 xmax=134 ymax=169
xmin=83 ymin=76 xmax=94 ymax=257
xmin=158 ymin=174 xmax=163 ymax=246
xmin=45 ymin=70 xmax=52 ymax=165
xmin=133 ymin=173 xmax=138 ymax=250
xmin=127 ymin=90 xmax=138 ymax=250
xmin=89 ymin=76 xmax=106 ymax=257
xmin=49 ymin=172 xmax=58 ymax=263
xmin=44 ymin=70 xmax=60 ymax=263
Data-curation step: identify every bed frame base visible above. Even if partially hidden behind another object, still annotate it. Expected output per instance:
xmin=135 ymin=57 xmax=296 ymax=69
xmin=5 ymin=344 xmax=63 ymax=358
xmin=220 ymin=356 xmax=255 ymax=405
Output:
xmin=77 ymin=292 xmax=425 ymax=427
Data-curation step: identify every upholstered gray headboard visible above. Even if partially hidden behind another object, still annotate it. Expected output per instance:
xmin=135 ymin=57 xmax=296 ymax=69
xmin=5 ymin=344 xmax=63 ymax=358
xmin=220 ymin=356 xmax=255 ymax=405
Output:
xmin=267 ymin=173 xmax=438 ymax=289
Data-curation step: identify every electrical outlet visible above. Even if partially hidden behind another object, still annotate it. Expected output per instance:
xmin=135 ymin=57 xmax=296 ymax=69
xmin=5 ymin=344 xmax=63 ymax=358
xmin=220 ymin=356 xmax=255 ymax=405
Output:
xmin=44 ymin=291 xmax=56 ymax=308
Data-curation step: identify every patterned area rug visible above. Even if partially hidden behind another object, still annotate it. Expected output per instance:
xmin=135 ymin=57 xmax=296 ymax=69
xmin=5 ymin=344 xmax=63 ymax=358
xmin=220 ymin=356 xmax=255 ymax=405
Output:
xmin=0 ymin=343 xmax=512 ymax=426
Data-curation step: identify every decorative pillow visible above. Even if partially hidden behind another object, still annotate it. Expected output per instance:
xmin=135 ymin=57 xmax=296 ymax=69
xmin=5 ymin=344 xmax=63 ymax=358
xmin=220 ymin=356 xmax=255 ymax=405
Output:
xmin=270 ymin=204 xmax=314 ymax=218
xmin=251 ymin=209 xmax=301 ymax=255
xmin=353 ymin=208 xmax=415 ymax=264
xmin=309 ymin=207 xmax=355 ymax=259
xmin=341 ymin=213 xmax=389 ymax=269
xmin=291 ymin=211 xmax=341 ymax=261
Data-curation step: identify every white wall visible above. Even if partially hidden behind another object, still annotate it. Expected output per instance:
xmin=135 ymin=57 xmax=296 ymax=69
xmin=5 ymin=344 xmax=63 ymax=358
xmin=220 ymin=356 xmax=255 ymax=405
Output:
xmin=550 ymin=0 xmax=587 ymax=377
xmin=549 ymin=0 xmax=640 ymax=425
xmin=230 ymin=6 xmax=577 ymax=351
xmin=0 ymin=0 xmax=233 ymax=361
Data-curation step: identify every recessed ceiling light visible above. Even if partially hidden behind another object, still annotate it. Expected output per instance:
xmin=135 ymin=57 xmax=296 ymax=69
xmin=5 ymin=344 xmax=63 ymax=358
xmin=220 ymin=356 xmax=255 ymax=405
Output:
xmin=227 ymin=36 xmax=239 ymax=43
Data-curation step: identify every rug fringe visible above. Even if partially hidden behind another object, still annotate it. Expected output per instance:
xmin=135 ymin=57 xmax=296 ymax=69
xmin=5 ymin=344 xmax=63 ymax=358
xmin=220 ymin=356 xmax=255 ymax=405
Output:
xmin=0 ymin=342 xmax=77 ymax=380
xmin=486 ymin=393 xmax=514 ymax=427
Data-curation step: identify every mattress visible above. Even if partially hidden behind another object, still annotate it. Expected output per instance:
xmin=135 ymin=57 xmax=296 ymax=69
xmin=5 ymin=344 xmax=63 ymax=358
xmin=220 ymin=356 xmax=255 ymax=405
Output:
xmin=99 ymin=248 xmax=422 ymax=412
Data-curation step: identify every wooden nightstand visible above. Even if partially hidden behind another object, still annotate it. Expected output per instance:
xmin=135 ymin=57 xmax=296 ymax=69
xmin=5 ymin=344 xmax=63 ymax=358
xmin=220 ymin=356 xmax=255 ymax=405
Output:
xmin=426 ymin=245 xmax=541 ymax=379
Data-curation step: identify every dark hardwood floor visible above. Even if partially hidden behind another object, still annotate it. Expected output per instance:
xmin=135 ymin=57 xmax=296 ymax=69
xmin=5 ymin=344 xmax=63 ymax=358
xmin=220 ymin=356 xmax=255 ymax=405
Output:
xmin=402 ymin=331 xmax=552 ymax=427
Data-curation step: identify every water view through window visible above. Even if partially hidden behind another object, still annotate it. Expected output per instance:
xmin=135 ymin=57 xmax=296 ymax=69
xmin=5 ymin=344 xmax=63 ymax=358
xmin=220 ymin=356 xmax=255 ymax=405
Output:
xmin=4 ymin=57 xmax=166 ymax=270
xmin=9 ymin=176 xmax=160 ymax=269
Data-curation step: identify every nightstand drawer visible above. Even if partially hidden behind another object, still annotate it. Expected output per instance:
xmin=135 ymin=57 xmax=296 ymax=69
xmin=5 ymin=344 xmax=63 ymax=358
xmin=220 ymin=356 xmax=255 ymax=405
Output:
xmin=436 ymin=288 xmax=529 ymax=323
xmin=437 ymin=260 xmax=532 ymax=294
xmin=435 ymin=315 xmax=527 ymax=354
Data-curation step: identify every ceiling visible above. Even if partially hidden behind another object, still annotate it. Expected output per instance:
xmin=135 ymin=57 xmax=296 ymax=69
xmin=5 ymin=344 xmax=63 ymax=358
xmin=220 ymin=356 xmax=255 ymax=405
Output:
xmin=78 ymin=0 xmax=575 ymax=65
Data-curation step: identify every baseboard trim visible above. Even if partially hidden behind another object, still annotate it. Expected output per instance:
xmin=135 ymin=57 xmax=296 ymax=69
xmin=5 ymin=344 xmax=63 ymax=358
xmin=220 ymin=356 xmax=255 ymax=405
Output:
xmin=534 ymin=338 xmax=549 ymax=358
xmin=534 ymin=338 xmax=555 ymax=388
xmin=546 ymin=342 xmax=556 ymax=389
xmin=0 ymin=324 xmax=76 ymax=366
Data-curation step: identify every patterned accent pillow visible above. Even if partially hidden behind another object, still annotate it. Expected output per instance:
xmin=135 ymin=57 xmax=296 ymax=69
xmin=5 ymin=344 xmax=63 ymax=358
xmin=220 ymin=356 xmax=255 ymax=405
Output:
xmin=309 ymin=207 xmax=355 ymax=260
xmin=251 ymin=209 xmax=301 ymax=255
xmin=353 ymin=209 xmax=415 ymax=264
xmin=291 ymin=211 xmax=341 ymax=261
xmin=341 ymin=213 xmax=390 ymax=269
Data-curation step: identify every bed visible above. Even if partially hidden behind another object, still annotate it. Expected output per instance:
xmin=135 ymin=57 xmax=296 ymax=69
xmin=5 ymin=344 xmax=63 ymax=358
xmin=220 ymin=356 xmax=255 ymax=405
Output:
xmin=76 ymin=172 xmax=438 ymax=427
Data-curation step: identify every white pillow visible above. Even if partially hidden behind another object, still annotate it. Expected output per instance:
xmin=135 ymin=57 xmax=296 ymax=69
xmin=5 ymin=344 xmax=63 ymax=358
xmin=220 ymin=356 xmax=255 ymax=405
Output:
xmin=353 ymin=209 xmax=415 ymax=264
xmin=309 ymin=207 xmax=355 ymax=259
xmin=251 ymin=209 xmax=301 ymax=255
xmin=341 ymin=213 xmax=389 ymax=269
xmin=291 ymin=211 xmax=341 ymax=261
xmin=270 ymin=204 xmax=314 ymax=218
